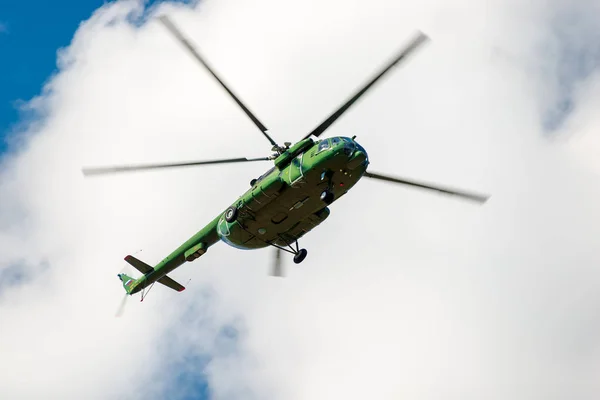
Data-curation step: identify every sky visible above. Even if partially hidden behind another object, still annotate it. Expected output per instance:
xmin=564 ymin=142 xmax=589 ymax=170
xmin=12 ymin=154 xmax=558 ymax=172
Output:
xmin=0 ymin=0 xmax=102 ymax=152
xmin=1 ymin=0 xmax=600 ymax=399
xmin=0 ymin=0 xmax=191 ymax=153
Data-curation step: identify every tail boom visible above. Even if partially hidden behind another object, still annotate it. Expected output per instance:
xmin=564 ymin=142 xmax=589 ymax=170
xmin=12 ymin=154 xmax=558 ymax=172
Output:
xmin=116 ymin=214 xmax=222 ymax=296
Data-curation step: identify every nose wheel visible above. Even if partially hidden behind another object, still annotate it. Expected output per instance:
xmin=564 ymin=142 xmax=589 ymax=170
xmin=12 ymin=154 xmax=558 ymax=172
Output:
xmin=224 ymin=206 xmax=238 ymax=222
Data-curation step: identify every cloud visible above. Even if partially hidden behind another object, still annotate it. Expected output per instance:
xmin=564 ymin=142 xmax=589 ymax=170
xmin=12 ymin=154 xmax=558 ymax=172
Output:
xmin=1 ymin=0 xmax=600 ymax=399
xmin=532 ymin=0 xmax=600 ymax=132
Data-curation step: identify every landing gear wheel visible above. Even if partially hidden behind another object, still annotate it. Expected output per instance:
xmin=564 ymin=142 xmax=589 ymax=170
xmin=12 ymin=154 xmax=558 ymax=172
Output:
xmin=224 ymin=206 xmax=238 ymax=222
xmin=293 ymin=248 xmax=308 ymax=264
xmin=320 ymin=190 xmax=334 ymax=205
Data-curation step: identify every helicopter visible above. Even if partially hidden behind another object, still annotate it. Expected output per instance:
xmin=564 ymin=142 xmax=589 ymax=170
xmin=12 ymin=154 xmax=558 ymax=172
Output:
xmin=82 ymin=15 xmax=489 ymax=299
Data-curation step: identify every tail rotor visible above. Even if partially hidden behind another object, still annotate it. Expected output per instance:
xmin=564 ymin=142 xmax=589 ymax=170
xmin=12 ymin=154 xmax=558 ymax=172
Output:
xmin=115 ymin=293 xmax=129 ymax=317
xmin=114 ymin=254 xmax=137 ymax=317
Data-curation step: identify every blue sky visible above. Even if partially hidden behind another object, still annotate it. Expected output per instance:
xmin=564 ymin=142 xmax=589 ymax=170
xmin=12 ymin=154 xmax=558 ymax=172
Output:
xmin=0 ymin=0 xmax=109 ymax=154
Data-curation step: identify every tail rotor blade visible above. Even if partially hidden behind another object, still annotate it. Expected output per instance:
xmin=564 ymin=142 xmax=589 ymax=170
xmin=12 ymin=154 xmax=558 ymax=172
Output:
xmin=115 ymin=294 xmax=129 ymax=318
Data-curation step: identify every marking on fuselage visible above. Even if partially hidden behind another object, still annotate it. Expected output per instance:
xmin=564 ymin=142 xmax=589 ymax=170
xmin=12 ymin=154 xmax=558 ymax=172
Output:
xmin=289 ymin=153 xmax=305 ymax=187
xmin=217 ymin=217 xmax=231 ymax=237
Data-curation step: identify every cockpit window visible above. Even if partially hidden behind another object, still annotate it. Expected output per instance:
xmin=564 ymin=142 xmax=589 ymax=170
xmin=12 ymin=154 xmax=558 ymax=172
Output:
xmin=331 ymin=137 xmax=341 ymax=146
xmin=317 ymin=139 xmax=330 ymax=152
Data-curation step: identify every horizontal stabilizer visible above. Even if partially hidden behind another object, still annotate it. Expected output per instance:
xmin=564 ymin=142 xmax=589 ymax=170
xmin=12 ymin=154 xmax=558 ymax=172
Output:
xmin=157 ymin=275 xmax=186 ymax=292
xmin=124 ymin=255 xmax=153 ymax=274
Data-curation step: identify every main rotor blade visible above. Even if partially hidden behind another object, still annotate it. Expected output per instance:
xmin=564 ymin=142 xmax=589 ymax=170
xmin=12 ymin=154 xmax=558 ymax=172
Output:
xmin=363 ymin=171 xmax=489 ymax=204
xmin=301 ymin=32 xmax=429 ymax=140
xmin=271 ymin=248 xmax=283 ymax=277
xmin=82 ymin=157 xmax=270 ymax=176
xmin=158 ymin=15 xmax=278 ymax=148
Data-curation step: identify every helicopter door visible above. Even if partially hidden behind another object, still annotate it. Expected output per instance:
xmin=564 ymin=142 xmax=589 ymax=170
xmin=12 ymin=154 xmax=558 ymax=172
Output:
xmin=288 ymin=154 xmax=305 ymax=187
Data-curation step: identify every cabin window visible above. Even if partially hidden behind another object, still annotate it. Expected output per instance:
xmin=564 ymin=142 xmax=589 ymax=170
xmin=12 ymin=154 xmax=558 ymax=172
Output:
xmin=317 ymin=139 xmax=330 ymax=152
xmin=255 ymin=166 xmax=276 ymax=183
xmin=331 ymin=137 xmax=341 ymax=146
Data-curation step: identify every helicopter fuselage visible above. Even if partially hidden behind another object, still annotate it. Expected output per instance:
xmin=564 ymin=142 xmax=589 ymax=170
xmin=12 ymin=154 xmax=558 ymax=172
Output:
xmin=216 ymin=136 xmax=368 ymax=250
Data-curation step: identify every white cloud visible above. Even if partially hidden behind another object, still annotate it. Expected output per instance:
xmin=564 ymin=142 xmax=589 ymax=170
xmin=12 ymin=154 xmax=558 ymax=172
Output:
xmin=2 ymin=0 xmax=600 ymax=399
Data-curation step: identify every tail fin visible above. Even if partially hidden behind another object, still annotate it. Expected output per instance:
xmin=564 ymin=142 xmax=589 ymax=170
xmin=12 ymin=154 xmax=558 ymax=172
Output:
xmin=118 ymin=273 xmax=137 ymax=294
